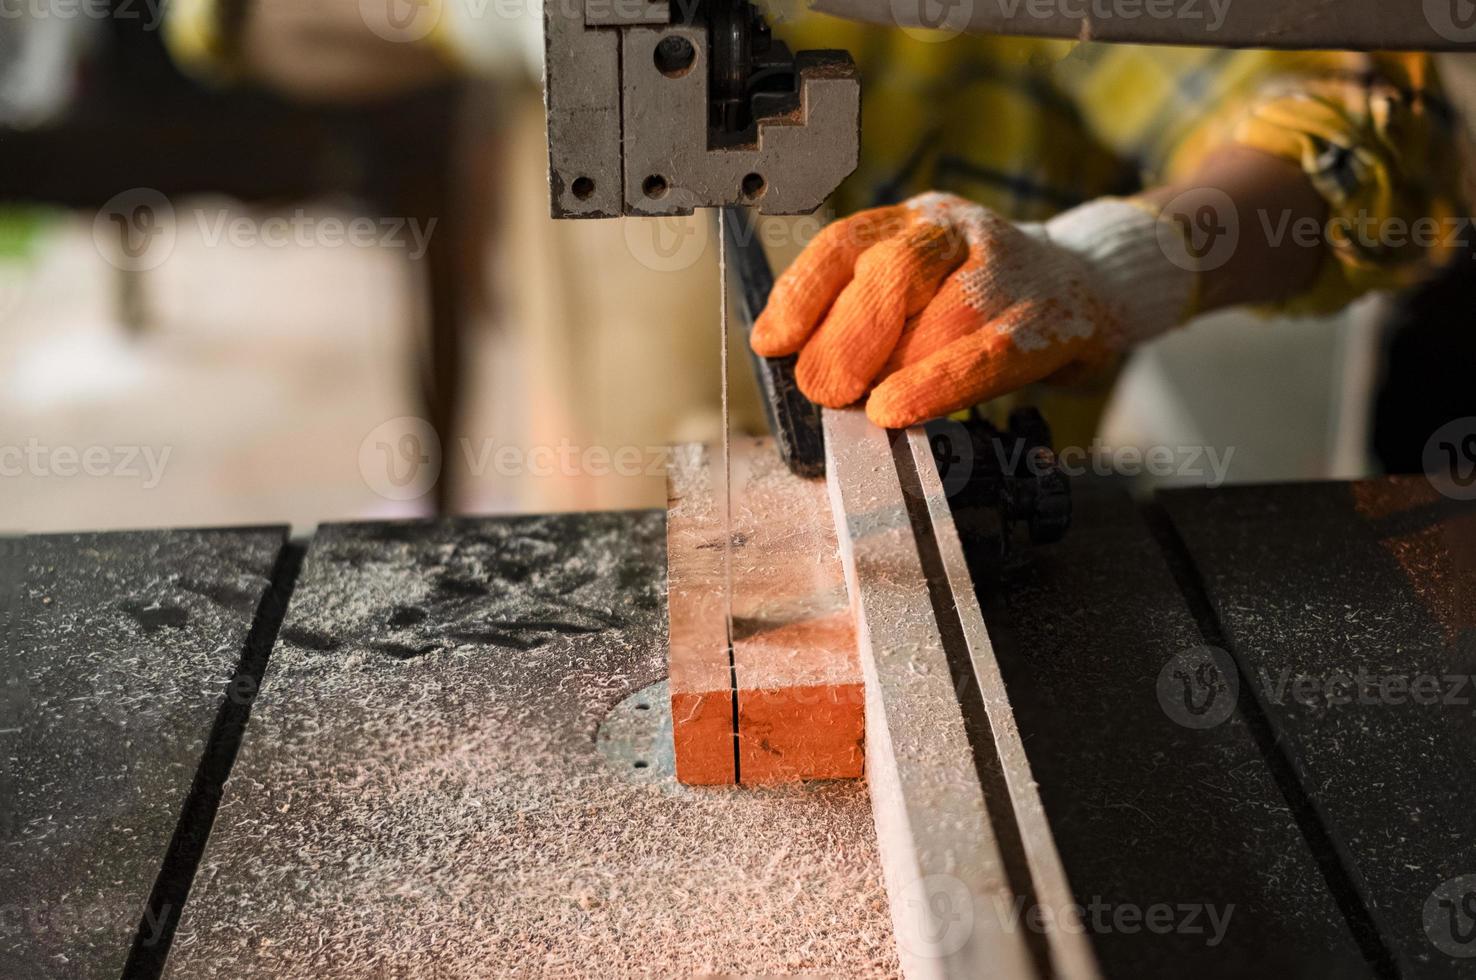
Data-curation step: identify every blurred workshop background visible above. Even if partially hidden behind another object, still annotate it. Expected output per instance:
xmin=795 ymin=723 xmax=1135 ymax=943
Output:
xmin=1 ymin=1 xmax=1474 ymax=534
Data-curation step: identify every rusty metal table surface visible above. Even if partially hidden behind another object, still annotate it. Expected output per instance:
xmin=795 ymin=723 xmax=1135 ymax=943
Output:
xmin=5 ymin=478 xmax=1475 ymax=979
xmin=961 ymin=481 xmax=1370 ymax=979
xmin=160 ymin=513 xmax=897 ymax=980
xmin=1 ymin=528 xmax=289 ymax=980
xmin=1160 ymin=480 xmax=1476 ymax=979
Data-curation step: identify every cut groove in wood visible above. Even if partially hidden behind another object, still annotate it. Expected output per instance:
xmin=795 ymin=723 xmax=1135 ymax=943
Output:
xmin=667 ymin=443 xmax=739 ymax=786
xmin=667 ymin=438 xmax=864 ymax=785
xmin=824 ymin=407 xmax=1046 ymax=980
xmin=899 ymin=427 xmax=1100 ymax=980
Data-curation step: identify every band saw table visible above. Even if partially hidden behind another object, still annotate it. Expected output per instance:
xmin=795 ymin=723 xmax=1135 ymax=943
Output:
xmin=3 ymin=427 xmax=1475 ymax=979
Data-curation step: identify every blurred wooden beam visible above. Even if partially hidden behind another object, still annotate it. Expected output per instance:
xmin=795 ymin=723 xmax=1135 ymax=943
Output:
xmin=814 ymin=0 xmax=1476 ymax=51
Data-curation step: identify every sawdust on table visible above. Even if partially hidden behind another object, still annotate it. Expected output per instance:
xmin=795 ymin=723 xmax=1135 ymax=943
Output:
xmin=166 ymin=513 xmax=899 ymax=979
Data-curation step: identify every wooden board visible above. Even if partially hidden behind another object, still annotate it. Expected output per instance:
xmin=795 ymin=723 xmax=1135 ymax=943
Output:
xmin=1161 ymin=480 xmax=1476 ymax=978
xmin=898 ymin=429 xmax=1100 ymax=980
xmin=667 ymin=438 xmax=864 ymax=785
xmin=824 ymin=408 xmax=1040 ymax=980
xmin=0 ymin=527 xmax=288 ymax=980
xmin=163 ymin=513 xmax=898 ymax=978
xmin=666 ymin=444 xmax=737 ymax=784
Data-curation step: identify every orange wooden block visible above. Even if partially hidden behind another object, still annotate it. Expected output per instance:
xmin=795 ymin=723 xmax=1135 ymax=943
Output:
xmin=667 ymin=438 xmax=864 ymax=785
xmin=667 ymin=443 xmax=738 ymax=785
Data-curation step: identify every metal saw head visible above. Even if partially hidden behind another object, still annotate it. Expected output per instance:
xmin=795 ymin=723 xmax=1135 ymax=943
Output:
xmin=543 ymin=0 xmax=861 ymax=218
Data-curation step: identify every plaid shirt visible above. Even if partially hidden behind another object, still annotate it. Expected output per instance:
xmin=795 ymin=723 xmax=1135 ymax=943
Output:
xmin=777 ymin=20 xmax=1466 ymax=316
xmin=164 ymin=4 xmax=1468 ymax=443
xmin=169 ymin=2 xmax=1464 ymax=316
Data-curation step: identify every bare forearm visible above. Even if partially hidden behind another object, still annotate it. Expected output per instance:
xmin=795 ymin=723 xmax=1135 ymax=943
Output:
xmin=1142 ymin=144 xmax=1328 ymax=312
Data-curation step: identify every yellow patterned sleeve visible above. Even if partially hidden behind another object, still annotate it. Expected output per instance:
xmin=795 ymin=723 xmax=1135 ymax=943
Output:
xmin=1169 ymin=53 xmax=1465 ymax=316
xmin=163 ymin=0 xmax=237 ymax=81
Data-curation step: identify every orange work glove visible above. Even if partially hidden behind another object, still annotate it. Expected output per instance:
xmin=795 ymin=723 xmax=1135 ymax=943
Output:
xmin=751 ymin=193 xmax=1199 ymax=429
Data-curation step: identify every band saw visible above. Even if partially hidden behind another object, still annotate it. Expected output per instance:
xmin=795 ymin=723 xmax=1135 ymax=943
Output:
xmin=3 ymin=3 xmax=1476 ymax=979
xmin=533 ymin=1 xmax=1476 ymax=977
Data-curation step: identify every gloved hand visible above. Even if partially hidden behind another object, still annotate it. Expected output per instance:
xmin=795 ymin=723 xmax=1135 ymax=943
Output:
xmin=751 ymin=192 xmax=1199 ymax=428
